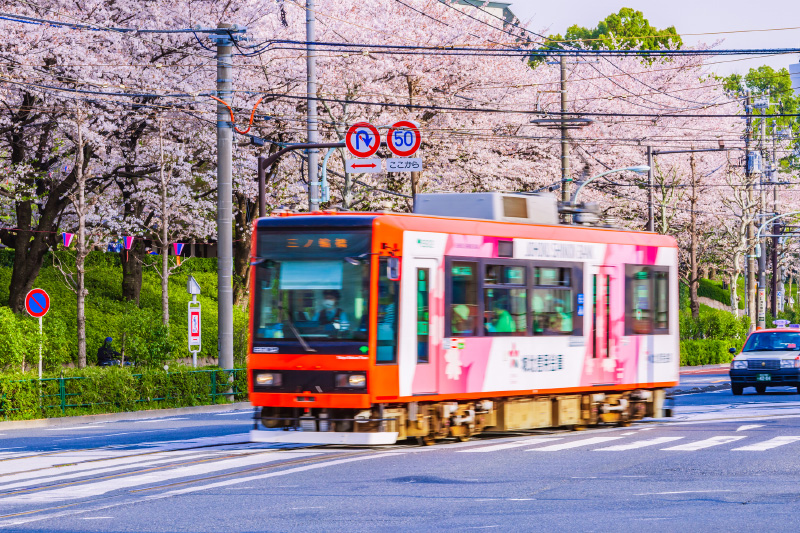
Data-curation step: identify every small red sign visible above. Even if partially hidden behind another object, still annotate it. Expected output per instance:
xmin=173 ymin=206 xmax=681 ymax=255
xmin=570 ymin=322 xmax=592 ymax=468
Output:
xmin=387 ymin=120 xmax=421 ymax=157
xmin=25 ymin=289 xmax=50 ymax=318
xmin=345 ymin=122 xmax=381 ymax=157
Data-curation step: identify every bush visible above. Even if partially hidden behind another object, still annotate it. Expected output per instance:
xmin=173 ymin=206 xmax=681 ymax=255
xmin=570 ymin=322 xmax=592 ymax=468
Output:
xmin=0 ymin=366 xmax=248 ymax=421
xmin=679 ymin=306 xmax=749 ymax=341
xmin=680 ymin=339 xmax=739 ymax=366
xmin=0 ymin=307 xmax=40 ymax=373
xmin=698 ymin=279 xmax=731 ymax=306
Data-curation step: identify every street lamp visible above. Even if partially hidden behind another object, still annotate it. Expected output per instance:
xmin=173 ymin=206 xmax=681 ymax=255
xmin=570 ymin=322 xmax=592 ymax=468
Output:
xmin=571 ymin=165 xmax=651 ymax=204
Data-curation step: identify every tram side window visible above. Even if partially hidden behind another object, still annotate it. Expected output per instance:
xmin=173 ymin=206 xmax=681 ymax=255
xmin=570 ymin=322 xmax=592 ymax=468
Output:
xmin=377 ymin=257 xmax=400 ymax=363
xmin=532 ymin=267 xmax=573 ymax=335
xmin=625 ymin=265 xmax=670 ymax=335
xmin=417 ymin=268 xmax=430 ymax=363
xmin=484 ymin=264 xmax=526 ymax=336
xmin=449 ymin=261 xmax=479 ymax=336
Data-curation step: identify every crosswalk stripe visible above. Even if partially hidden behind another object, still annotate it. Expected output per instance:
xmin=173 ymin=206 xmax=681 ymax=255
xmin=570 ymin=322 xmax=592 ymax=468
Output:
xmin=593 ymin=437 xmax=685 ymax=451
xmin=526 ymin=436 xmax=623 ymax=451
xmin=0 ymin=451 xmax=320 ymax=505
xmin=662 ymin=436 xmax=747 ymax=451
xmin=731 ymin=436 xmax=800 ymax=451
xmin=457 ymin=438 xmax=562 ymax=453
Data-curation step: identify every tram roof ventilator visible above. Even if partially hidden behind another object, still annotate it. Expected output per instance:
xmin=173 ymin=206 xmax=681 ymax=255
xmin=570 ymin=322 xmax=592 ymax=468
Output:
xmin=413 ymin=192 xmax=603 ymax=226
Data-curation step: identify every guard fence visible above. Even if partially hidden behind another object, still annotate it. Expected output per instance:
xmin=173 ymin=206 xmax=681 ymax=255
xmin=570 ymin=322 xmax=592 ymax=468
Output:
xmin=0 ymin=368 xmax=248 ymax=421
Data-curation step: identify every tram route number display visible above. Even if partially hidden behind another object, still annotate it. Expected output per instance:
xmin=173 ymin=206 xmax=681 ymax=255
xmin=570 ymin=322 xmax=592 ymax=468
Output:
xmin=386 ymin=158 xmax=422 ymax=172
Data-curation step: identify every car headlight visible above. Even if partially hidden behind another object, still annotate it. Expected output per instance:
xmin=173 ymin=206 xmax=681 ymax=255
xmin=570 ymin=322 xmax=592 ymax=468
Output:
xmin=336 ymin=373 xmax=366 ymax=388
xmin=255 ymin=372 xmax=281 ymax=386
xmin=780 ymin=359 xmax=800 ymax=369
xmin=731 ymin=360 xmax=747 ymax=370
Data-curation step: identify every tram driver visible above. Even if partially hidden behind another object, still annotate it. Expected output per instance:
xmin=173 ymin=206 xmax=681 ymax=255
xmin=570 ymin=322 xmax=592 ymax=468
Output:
xmin=313 ymin=289 xmax=349 ymax=333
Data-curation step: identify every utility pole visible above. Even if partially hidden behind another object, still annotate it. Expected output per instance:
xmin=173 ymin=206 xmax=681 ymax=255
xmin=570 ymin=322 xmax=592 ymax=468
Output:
xmin=560 ymin=55 xmax=570 ymax=221
xmin=257 ymin=156 xmax=266 ymax=218
xmin=213 ymin=24 xmax=237 ymax=372
xmin=306 ymin=0 xmax=320 ymax=212
xmin=758 ymin=108 xmax=767 ymax=329
xmin=770 ymin=119 xmax=780 ymax=315
xmin=646 ymin=145 xmax=654 ymax=232
xmin=745 ymin=92 xmax=757 ymax=331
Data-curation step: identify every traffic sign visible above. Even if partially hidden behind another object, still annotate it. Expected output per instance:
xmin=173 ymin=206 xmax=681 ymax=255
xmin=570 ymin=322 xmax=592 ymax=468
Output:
xmin=25 ymin=289 xmax=50 ymax=318
xmin=345 ymin=122 xmax=381 ymax=158
xmin=387 ymin=158 xmax=422 ymax=172
xmin=386 ymin=120 xmax=421 ymax=157
xmin=188 ymin=302 xmax=201 ymax=350
xmin=345 ymin=158 xmax=382 ymax=173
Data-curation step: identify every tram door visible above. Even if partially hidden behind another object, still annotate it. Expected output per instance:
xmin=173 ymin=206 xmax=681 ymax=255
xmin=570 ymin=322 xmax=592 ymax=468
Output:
xmin=590 ymin=265 xmax=618 ymax=386
xmin=411 ymin=259 xmax=439 ymax=395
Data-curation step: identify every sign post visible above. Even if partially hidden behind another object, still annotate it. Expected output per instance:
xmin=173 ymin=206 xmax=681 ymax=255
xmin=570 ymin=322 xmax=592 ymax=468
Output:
xmin=187 ymin=275 xmax=202 ymax=367
xmin=25 ymin=289 xmax=50 ymax=379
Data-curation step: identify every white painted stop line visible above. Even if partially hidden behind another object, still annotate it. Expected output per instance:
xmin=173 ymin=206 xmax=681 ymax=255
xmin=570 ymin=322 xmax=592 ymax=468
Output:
xmin=662 ymin=435 xmax=746 ymax=451
xmin=526 ymin=436 xmax=623 ymax=451
xmin=732 ymin=436 xmax=800 ymax=451
xmin=593 ymin=437 xmax=685 ymax=451
xmin=458 ymin=438 xmax=562 ymax=453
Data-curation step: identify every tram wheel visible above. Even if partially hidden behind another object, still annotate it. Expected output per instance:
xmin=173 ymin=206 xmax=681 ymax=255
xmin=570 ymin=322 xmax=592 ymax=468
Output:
xmin=417 ymin=435 xmax=436 ymax=446
xmin=456 ymin=434 xmax=471 ymax=442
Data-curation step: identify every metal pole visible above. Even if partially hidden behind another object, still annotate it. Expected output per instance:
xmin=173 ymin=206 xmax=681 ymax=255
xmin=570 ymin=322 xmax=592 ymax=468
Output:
xmin=758 ymin=110 xmax=767 ymax=329
xmin=745 ymin=93 xmax=757 ymax=331
xmin=38 ymin=316 xmax=42 ymax=380
xmin=216 ymin=24 xmax=234 ymax=371
xmin=257 ymin=156 xmax=266 ymax=218
xmin=771 ymin=120 xmax=779 ymax=315
xmin=306 ymin=0 xmax=320 ymax=212
xmin=560 ymin=55 xmax=570 ymax=221
xmin=647 ymin=145 xmax=654 ymax=232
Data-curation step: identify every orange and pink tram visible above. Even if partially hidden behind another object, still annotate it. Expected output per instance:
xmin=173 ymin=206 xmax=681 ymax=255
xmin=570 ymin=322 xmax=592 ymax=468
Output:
xmin=248 ymin=193 xmax=679 ymax=444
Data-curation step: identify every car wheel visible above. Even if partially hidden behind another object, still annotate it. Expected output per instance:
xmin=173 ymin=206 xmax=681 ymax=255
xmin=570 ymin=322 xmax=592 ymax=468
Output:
xmin=732 ymin=384 xmax=743 ymax=396
xmin=755 ymin=385 xmax=767 ymax=394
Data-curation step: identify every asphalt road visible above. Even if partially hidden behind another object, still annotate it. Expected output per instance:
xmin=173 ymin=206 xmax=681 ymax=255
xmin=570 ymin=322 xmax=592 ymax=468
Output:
xmin=1 ymin=380 xmax=800 ymax=532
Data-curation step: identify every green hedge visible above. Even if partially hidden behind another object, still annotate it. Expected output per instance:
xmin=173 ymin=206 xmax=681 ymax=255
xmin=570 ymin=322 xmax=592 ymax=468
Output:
xmin=680 ymin=339 xmax=739 ymax=367
xmin=698 ymin=279 xmax=733 ymax=307
xmin=0 ymin=367 xmax=248 ymax=421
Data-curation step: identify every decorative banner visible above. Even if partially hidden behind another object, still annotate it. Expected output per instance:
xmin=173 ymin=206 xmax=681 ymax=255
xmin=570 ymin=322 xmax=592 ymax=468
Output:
xmin=123 ymin=236 xmax=134 ymax=250
xmin=173 ymin=243 xmax=185 ymax=256
xmin=62 ymin=232 xmax=75 ymax=248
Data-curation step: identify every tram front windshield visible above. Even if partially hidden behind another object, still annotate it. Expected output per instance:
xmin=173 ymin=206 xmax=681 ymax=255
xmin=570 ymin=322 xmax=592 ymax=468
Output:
xmin=253 ymin=230 xmax=370 ymax=343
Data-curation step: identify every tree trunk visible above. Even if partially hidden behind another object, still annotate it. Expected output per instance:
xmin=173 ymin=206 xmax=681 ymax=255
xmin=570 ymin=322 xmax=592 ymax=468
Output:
xmin=689 ymin=153 xmax=699 ymax=320
xmin=120 ymin=239 xmax=144 ymax=304
xmin=159 ymin=121 xmax=169 ymax=326
xmin=75 ymin=119 xmax=87 ymax=369
xmin=730 ymin=271 xmax=739 ymax=317
xmin=233 ymin=190 xmax=253 ymax=307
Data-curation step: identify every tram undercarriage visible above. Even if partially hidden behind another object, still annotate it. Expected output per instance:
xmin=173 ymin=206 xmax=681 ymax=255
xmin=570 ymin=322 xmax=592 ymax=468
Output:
xmin=251 ymin=389 xmax=670 ymax=445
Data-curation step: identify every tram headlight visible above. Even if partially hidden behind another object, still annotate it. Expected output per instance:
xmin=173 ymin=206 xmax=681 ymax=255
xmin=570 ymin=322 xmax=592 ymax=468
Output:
xmin=336 ymin=373 xmax=366 ymax=388
xmin=255 ymin=372 xmax=281 ymax=386
xmin=731 ymin=360 xmax=747 ymax=370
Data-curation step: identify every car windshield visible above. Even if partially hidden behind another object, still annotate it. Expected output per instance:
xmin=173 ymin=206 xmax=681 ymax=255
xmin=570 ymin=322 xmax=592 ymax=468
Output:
xmin=742 ymin=331 xmax=800 ymax=352
xmin=252 ymin=230 xmax=371 ymax=343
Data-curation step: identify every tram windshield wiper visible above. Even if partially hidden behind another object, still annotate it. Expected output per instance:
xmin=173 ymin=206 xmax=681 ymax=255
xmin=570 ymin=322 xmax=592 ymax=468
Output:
xmin=278 ymin=301 xmax=316 ymax=353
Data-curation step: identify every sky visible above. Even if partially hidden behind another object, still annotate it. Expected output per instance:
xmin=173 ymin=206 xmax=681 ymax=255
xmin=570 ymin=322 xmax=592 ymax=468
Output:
xmin=507 ymin=0 xmax=800 ymax=76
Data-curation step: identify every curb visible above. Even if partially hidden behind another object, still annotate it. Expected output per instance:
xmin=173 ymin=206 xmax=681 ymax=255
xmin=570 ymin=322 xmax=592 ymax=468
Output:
xmin=0 ymin=402 xmax=254 ymax=431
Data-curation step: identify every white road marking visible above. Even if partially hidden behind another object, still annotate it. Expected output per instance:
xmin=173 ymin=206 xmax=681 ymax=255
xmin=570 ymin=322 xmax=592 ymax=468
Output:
xmin=159 ymin=453 xmax=404 ymax=497
xmin=637 ymin=490 xmax=732 ymax=496
xmin=44 ymin=426 xmax=102 ymax=431
xmin=662 ymin=436 xmax=747 ymax=451
xmin=132 ymin=418 xmax=188 ymax=423
xmin=593 ymin=437 xmax=685 ymax=451
xmin=736 ymin=425 xmax=763 ymax=432
xmin=732 ymin=436 xmax=800 ymax=451
xmin=0 ymin=450 xmax=322 ymax=505
xmin=526 ymin=437 xmax=624 ymax=451
xmin=0 ymin=451 xmax=213 ymax=491
xmin=457 ymin=438 xmax=562 ymax=453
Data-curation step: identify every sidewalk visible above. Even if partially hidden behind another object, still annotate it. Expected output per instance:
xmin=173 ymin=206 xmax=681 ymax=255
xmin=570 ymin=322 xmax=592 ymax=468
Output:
xmin=669 ymin=363 xmax=730 ymax=396
xmin=0 ymin=401 xmax=253 ymax=430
